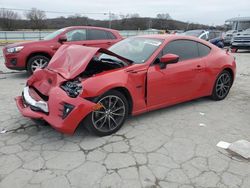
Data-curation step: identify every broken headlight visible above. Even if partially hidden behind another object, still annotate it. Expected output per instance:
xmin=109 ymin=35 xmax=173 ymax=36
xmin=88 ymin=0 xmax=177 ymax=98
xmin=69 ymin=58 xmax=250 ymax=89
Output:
xmin=60 ymin=79 xmax=83 ymax=98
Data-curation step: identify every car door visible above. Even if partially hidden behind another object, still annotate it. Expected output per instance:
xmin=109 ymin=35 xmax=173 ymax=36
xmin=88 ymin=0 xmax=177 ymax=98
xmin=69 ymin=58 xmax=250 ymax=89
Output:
xmin=147 ymin=40 xmax=207 ymax=109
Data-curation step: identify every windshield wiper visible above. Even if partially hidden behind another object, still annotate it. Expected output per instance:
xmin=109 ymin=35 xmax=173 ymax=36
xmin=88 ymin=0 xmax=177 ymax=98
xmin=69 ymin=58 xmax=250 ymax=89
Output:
xmin=100 ymin=58 xmax=127 ymax=66
xmin=98 ymin=48 xmax=134 ymax=64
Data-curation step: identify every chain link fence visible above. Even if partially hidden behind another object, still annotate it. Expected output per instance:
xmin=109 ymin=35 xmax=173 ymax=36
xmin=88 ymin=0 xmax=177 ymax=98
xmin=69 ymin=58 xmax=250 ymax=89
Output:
xmin=0 ymin=30 xmax=161 ymax=44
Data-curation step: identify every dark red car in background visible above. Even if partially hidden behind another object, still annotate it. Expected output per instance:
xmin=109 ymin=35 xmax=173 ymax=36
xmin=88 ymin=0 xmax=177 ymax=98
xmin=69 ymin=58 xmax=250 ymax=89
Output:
xmin=2 ymin=26 xmax=123 ymax=74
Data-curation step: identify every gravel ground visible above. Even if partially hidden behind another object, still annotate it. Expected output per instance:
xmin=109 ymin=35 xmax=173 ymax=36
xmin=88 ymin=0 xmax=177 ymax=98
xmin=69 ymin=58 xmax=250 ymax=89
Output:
xmin=0 ymin=47 xmax=250 ymax=188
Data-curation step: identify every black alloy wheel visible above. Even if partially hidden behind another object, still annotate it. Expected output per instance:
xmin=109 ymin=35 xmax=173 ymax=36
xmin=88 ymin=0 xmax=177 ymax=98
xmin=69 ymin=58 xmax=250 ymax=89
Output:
xmin=85 ymin=90 xmax=128 ymax=136
xmin=211 ymin=70 xmax=233 ymax=100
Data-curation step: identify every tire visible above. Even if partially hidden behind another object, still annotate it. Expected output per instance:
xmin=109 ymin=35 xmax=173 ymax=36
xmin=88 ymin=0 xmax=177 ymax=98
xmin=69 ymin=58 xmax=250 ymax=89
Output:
xmin=27 ymin=55 xmax=50 ymax=75
xmin=84 ymin=90 xmax=129 ymax=136
xmin=210 ymin=70 xmax=233 ymax=101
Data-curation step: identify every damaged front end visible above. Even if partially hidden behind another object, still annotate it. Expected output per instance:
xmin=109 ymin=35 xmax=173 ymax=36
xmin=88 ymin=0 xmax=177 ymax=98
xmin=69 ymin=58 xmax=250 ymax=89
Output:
xmin=16 ymin=45 xmax=130 ymax=134
xmin=60 ymin=78 xmax=83 ymax=98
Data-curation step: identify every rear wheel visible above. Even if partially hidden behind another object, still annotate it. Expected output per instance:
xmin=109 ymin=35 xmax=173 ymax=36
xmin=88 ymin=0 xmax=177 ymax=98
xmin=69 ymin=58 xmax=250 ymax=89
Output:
xmin=27 ymin=55 xmax=50 ymax=75
xmin=84 ymin=90 xmax=128 ymax=136
xmin=211 ymin=70 xmax=233 ymax=101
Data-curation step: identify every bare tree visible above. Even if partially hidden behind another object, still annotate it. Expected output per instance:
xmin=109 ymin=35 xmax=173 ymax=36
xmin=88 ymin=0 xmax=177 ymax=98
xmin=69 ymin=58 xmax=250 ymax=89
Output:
xmin=129 ymin=13 xmax=140 ymax=18
xmin=156 ymin=13 xmax=171 ymax=20
xmin=0 ymin=8 xmax=20 ymax=30
xmin=156 ymin=13 xmax=172 ymax=29
xmin=25 ymin=8 xmax=46 ymax=30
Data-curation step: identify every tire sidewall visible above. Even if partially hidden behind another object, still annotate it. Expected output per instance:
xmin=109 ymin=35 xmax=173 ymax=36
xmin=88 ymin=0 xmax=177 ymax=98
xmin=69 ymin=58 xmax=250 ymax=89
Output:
xmin=27 ymin=55 xmax=50 ymax=75
xmin=211 ymin=70 xmax=232 ymax=100
xmin=85 ymin=90 xmax=129 ymax=136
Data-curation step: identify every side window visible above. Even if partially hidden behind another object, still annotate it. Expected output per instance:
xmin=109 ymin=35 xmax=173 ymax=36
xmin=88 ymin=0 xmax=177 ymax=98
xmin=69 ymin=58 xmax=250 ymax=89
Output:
xmin=197 ymin=42 xmax=211 ymax=57
xmin=88 ymin=29 xmax=109 ymax=40
xmin=66 ymin=29 xmax=86 ymax=41
xmin=163 ymin=40 xmax=199 ymax=61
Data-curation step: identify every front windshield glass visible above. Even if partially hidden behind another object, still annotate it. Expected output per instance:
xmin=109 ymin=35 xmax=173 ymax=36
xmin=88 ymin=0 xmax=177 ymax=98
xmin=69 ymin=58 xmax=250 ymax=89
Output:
xmin=183 ymin=30 xmax=203 ymax=37
xmin=237 ymin=21 xmax=250 ymax=30
xmin=99 ymin=37 xmax=163 ymax=64
xmin=43 ymin=28 xmax=66 ymax=40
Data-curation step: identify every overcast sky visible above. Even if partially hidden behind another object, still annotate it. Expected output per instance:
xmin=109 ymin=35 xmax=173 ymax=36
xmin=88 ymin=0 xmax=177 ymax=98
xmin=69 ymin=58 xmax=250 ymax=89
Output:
xmin=1 ymin=0 xmax=249 ymax=25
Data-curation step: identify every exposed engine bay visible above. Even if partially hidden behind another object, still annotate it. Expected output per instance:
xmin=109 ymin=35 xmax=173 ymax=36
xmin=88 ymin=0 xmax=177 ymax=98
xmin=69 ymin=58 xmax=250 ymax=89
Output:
xmin=80 ymin=57 xmax=126 ymax=77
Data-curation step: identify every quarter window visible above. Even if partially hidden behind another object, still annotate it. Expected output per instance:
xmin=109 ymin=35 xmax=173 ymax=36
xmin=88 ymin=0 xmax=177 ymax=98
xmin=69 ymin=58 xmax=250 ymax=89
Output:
xmin=163 ymin=40 xmax=199 ymax=61
xmin=88 ymin=29 xmax=109 ymax=40
xmin=66 ymin=29 xmax=87 ymax=41
xmin=107 ymin=32 xmax=117 ymax=39
xmin=197 ymin=42 xmax=211 ymax=57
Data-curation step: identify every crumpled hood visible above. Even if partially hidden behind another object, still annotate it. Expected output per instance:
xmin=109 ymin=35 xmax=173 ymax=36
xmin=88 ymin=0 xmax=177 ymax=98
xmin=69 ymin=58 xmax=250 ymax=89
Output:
xmin=47 ymin=45 xmax=132 ymax=80
xmin=47 ymin=45 xmax=100 ymax=79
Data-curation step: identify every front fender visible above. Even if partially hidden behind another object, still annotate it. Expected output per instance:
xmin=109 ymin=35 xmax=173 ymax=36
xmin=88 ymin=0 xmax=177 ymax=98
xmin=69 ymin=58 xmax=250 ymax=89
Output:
xmin=81 ymin=69 xmax=147 ymax=114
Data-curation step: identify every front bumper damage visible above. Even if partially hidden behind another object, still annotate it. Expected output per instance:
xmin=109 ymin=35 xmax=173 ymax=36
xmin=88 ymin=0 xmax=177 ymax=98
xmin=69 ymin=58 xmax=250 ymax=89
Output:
xmin=15 ymin=86 xmax=96 ymax=134
xmin=23 ymin=87 xmax=49 ymax=113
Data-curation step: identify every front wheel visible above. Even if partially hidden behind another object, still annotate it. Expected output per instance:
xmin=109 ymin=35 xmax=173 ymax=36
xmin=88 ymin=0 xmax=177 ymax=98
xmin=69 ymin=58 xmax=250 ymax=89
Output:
xmin=27 ymin=55 xmax=50 ymax=75
xmin=211 ymin=70 xmax=233 ymax=101
xmin=84 ymin=90 xmax=128 ymax=136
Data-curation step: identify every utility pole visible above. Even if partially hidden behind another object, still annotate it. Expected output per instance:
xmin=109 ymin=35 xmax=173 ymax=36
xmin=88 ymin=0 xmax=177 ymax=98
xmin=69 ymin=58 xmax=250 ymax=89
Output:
xmin=109 ymin=11 xmax=112 ymax=28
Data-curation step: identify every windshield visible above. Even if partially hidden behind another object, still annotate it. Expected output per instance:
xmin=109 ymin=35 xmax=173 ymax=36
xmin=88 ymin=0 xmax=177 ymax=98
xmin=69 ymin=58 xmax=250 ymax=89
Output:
xmin=233 ymin=21 xmax=250 ymax=31
xmin=99 ymin=37 xmax=163 ymax=64
xmin=183 ymin=30 xmax=203 ymax=37
xmin=43 ymin=28 xmax=66 ymax=40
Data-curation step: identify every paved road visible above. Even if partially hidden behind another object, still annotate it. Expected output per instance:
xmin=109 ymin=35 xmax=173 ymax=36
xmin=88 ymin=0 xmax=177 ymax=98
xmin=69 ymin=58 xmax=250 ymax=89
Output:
xmin=0 ymin=48 xmax=250 ymax=188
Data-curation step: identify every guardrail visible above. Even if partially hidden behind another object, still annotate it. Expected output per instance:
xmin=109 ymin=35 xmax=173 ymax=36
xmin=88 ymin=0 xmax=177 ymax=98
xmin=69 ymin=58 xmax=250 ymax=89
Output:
xmin=0 ymin=30 xmax=160 ymax=44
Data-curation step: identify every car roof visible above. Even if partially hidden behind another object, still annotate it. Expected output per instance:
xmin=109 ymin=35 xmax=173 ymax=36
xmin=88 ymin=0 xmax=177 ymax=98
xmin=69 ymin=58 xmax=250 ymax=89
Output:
xmin=136 ymin=34 xmax=201 ymax=41
xmin=135 ymin=34 xmax=214 ymax=47
xmin=62 ymin=26 xmax=118 ymax=32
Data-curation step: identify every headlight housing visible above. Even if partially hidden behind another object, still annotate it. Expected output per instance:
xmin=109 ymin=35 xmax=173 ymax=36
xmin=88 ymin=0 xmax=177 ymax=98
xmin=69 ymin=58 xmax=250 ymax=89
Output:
xmin=7 ymin=46 xmax=24 ymax=53
xmin=60 ymin=79 xmax=83 ymax=98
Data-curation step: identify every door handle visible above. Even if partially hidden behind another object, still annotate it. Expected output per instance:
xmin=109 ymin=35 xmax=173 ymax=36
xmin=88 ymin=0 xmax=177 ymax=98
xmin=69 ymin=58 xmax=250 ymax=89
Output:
xmin=193 ymin=65 xmax=203 ymax=71
xmin=126 ymin=69 xmax=147 ymax=74
xmin=107 ymin=42 xmax=112 ymax=45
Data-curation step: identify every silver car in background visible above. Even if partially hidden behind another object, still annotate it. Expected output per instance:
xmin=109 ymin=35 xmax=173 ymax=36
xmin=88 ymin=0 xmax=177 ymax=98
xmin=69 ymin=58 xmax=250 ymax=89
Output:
xmin=224 ymin=17 xmax=250 ymax=45
xmin=231 ymin=28 xmax=250 ymax=52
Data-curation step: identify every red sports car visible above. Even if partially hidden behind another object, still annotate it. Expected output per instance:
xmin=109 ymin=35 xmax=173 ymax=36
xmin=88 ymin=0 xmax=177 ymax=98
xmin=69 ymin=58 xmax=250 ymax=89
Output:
xmin=15 ymin=35 xmax=236 ymax=136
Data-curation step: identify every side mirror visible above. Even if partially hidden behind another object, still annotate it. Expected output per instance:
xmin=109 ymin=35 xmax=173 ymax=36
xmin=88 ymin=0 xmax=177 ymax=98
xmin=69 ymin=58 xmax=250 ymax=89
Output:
xmin=159 ymin=53 xmax=179 ymax=69
xmin=58 ymin=35 xmax=67 ymax=43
